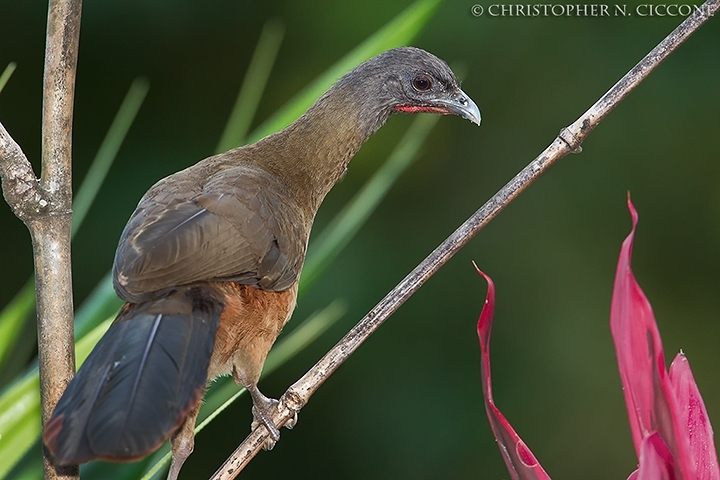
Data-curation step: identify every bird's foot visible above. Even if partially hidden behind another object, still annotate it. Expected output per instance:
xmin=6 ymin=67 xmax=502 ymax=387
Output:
xmin=248 ymin=386 xmax=281 ymax=450
xmin=248 ymin=385 xmax=298 ymax=450
xmin=251 ymin=398 xmax=280 ymax=449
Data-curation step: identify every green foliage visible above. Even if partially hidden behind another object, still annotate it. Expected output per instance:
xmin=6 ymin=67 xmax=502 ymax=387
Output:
xmin=0 ymin=317 xmax=111 ymax=479
xmin=0 ymin=79 xmax=149 ymax=383
xmin=0 ymin=282 xmax=33 ymax=383
xmin=72 ymin=78 xmax=150 ymax=236
xmin=0 ymin=63 xmax=16 ymax=94
xmin=215 ymin=19 xmax=285 ymax=152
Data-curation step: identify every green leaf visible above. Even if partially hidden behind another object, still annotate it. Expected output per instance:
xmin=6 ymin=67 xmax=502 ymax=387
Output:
xmin=0 ymin=282 xmax=34 ymax=382
xmin=0 ymin=63 xmax=17 ymax=95
xmin=4 ymin=453 xmax=43 ymax=480
xmin=246 ymin=0 xmax=442 ymax=143
xmin=0 ymin=373 xmax=40 ymax=480
xmin=215 ymin=19 xmax=285 ymax=152
xmin=73 ymin=272 xmax=122 ymax=340
xmin=0 ymin=79 xmax=148 ymax=379
xmin=73 ymin=78 xmax=150 ymax=236
xmin=0 ymin=318 xmax=112 ymax=479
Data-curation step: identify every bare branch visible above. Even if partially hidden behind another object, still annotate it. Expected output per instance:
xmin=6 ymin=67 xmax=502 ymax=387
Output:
xmin=41 ymin=0 xmax=82 ymax=199
xmin=210 ymin=1 xmax=720 ymax=477
xmin=0 ymin=124 xmax=46 ymax=220
xmin=0 ymin=0 xmax=82 ymax=479
xmin=36 ymin=2 xmax=83 ymax=479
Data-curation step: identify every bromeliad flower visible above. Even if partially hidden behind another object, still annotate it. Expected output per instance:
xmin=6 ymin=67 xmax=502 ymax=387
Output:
xmin=474 ymin=262 xmax=550 ymax=480
xmin=611 ymin=197 xmax=719 ymax=480
xmin=475 ymin=197 xmax=720 ymax=479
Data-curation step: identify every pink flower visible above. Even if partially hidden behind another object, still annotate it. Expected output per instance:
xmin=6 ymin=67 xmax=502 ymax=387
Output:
xmin=475 ymin=263 xmax=551 ymax=480
xmin=611 ymin=197 xmax=719 ymax=479
xmin=475 ymin=197 xmax=719 ymax=479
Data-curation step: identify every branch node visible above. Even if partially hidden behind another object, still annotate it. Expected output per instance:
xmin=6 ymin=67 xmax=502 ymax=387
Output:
xmin=558 ymin=127 xmax=583 ymax=154
xmin=280 ymin=388 xmax=305 ymax=413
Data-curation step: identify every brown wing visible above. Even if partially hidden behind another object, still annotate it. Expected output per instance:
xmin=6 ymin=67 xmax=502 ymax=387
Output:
xmin=112 ymin=165 xmax=306 ymax=303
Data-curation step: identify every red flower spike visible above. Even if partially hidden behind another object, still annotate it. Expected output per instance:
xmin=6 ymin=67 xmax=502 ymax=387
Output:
xmin=635 ymin=433 xmax=676 ymax=480
xmin=610 ymin=197 xmax=683 ymax=475
xmin=612 ymin=196 xmax=720 ymax=480
xmin=474 ymin=262 xmax=551 ymax=480
xmin=668 ymin=353 xmax=720 ymax=480
xmin=475 ymin=197 xmax=718 ymax=480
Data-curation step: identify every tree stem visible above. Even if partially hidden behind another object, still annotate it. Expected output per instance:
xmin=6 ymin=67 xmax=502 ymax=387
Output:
xmin=0 ymin=0 xmax=82 ymax=478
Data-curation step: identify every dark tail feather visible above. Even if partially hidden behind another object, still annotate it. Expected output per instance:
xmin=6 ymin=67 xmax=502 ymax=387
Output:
xmin=43 ymin=286 xmax=223 ymax=465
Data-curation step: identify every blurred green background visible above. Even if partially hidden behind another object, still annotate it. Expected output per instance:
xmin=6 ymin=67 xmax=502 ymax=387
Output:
xmin=1 ymin=0 xmax=719 ymax=478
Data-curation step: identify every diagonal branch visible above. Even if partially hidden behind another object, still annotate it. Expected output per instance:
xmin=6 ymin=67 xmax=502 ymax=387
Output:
xmin=0 ymin=0 xmax=82 ymax=479
xmin=210 ymin=0 xmax=720 ymax=478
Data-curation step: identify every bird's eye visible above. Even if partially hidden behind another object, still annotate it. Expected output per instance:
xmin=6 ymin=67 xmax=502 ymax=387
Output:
xmin=412 ymin=74 xmax=432 ymax=92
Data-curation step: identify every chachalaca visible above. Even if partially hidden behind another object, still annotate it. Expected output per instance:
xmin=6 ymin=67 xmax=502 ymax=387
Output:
xmin=43 ymin=46 xmax=480 ymax=478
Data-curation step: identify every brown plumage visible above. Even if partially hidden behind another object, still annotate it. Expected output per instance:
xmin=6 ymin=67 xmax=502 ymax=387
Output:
xmin=43 ymin=46 xmax=480 ymax=479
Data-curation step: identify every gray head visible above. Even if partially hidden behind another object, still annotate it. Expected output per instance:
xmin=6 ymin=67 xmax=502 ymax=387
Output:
xmin=264 ymin=47 xmax=482 ymax=212
xmin=334 ymin=46 xmax=481 ymax=128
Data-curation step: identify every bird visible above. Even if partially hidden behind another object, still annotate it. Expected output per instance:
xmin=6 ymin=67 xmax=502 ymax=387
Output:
xmin=42 ymin=46 xmax=480 ymax=479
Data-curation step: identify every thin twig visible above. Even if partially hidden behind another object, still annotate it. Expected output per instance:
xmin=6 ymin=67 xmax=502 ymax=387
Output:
xmin=210 ymin=1 xmax=720 ymax=478
xmin=0 ymin=0 xmax=82 ymax=479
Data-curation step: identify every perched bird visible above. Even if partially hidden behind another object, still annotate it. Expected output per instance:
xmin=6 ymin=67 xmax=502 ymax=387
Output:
xmin=43 ymin=46 xmax=480 ymax=479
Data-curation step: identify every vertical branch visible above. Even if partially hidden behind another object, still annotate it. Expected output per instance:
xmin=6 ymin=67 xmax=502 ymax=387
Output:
xmin=36 ymin=1 xmax=82 ymax=478
xmin=0 ymin=0 xmax=82 ymax=479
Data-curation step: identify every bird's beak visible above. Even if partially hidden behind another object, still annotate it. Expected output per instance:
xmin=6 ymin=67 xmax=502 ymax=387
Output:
xmin=437 ymin=89 xmax=481 ymax=126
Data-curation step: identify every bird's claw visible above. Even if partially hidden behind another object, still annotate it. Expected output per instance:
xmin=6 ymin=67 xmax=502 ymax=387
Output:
xmin=285 ymin=410 xmax=298 ymax=430
xmin=249 ymin=395 xmax=299 ymax=450
xmin=251 ymin=399 xmax=281 ymax=449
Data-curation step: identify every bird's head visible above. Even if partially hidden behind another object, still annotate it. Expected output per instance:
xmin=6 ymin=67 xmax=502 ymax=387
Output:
xmin=269 ymin=47 xmax=481 ymax=209
xmin=339 ymin=46 xmax=481 ymax=127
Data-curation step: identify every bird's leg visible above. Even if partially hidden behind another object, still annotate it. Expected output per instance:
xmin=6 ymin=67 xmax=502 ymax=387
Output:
xmin=232 ymin=365 xmax=297 ymax=450
xmin=167 ymin=402 xmax=201 ymax=480
xmin=247 ymin=383 xmax=281 ymax=443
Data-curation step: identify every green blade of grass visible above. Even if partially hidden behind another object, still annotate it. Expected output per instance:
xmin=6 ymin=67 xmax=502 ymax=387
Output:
xmin=0 ymin=374 xmax=40 ymax=480
xmin=0 ymin=317 xmax=112 ymax=479
xmin=262 ymin=300 xmax=347 ymax=374
xmin=0 ymin=282 xmax=34 ymax=380
xmin=73 ymin=272 xmax=122 ymax=340
xmin=4 ymin=449 xmax=43 ymax=480
xmin=0 ymin=79 xmax=148 ymax=379
xmin=300 ymin=113 xmax=440 ymax=293
xmin=215 ymin=19 xmax=284 ymax=153
xmin=73 ymin=78 xmax=149 ymax=236
xmin=0 ymin=62 xmax=26 ymax=375
xmin=0 ymin=63 xmax=17 ymax=94
xmin=246 ymin=0 xmax=442 ymax=143
xmin=139 ymin=300 xmax=347 ymax=480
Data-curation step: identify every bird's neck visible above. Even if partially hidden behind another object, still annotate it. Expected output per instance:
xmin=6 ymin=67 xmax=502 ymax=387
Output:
xmin=252 ymin=81 xmax=392 ymax=214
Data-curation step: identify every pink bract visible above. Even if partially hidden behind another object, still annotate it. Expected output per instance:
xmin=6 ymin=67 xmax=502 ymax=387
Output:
xmin=475 ymin=197 xmax=719 ymax=479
